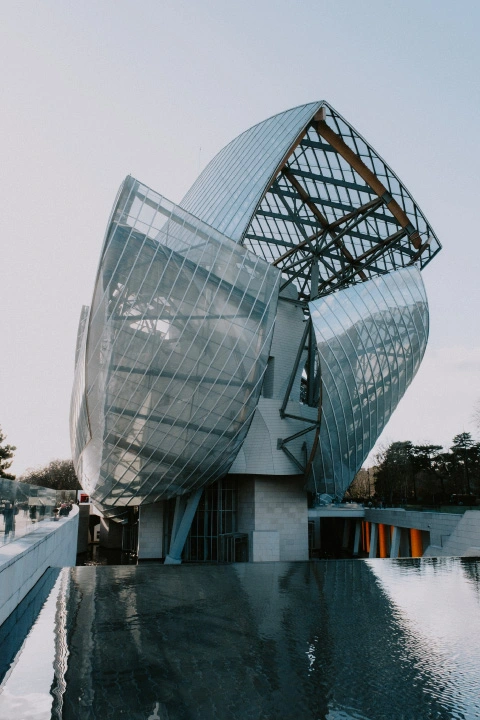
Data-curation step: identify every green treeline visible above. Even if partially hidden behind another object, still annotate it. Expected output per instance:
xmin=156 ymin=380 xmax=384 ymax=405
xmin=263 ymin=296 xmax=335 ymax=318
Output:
xmin=348 ymin=432 xmax=480 ymax=506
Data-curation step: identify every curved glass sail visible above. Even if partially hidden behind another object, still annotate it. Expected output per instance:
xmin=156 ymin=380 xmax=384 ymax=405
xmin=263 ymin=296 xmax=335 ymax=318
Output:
xmin=71 ymin=177 xmax=280 ymax=509
xmin=181 ymin=102 xmax=441 ymax=301
xmin=309 ymin=266 xmax=429 ymax=498
xmin=180 ymin=102 xmax=322 ymax=242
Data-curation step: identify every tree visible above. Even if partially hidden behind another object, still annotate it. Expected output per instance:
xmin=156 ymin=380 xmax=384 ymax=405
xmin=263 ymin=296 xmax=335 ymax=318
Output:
xmin=372 ymin=434 xmax=480 ymax=507
xmin=0 ymin=426 xmax=16 ymax=479
xmin=375 ymin=441 xmax=414 ymax=504
xmin=410 ymin=445 xmax=444 ymax=503
xmin=450 ymin=433 xmax=480 ymax=496
xmin=19 ymin=459 xmax=81 ymax=490
xmin=345 ymin=467 xmax=375 ymax=501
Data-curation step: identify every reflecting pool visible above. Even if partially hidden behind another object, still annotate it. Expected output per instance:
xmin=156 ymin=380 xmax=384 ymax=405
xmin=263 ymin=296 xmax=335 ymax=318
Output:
xmin=1 ymin=558 xmax=480 ymax=719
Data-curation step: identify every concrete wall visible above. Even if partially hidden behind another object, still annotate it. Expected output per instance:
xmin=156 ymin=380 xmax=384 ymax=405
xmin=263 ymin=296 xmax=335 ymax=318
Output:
xmin=77 ymin=503 xmax=91 ymax=553
xmin=0 ymin=506 xmax=78 ymax=627
xmin=99 ymin=517 xmax=123 ymax=549
xmin=229 ymin=291 xmax=317 ymax=477
xmin=138 ymin=502 xmax=164 ymax=559
xmin=427 ymin=510 xmax=480 ymax=557
xmin=236 ymin=475 xmax=309 ymax=561
xmin=364 ymin=508 xmax=462 ymax=557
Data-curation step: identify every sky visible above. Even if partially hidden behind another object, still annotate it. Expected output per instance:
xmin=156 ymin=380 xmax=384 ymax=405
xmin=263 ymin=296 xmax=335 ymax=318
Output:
xmin=1 ymin=0 xmax=479 ymax=475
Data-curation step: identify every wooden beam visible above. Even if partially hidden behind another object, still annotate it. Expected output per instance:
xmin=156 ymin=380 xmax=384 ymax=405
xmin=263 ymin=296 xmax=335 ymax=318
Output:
xmin=314 ymin=118 xmax=421 ymax=249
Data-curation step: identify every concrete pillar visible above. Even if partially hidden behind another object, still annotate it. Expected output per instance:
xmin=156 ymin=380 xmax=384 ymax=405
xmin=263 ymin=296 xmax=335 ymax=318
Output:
xmin=369 ymin=523 xmax=378 ymax=558
xmin=390 ymin=526 xmax=401 ymax=558
xmin=353 ymin=520 xmax=361 ymax=557
xmin=77 ymin=504 xmax=90 ymax=553
xmin=138 ymin=503 xmax=164 ymax=559
xmin=342 ymin=519 xmax=350 ymax=549
xmin=313 ymin=517 xmax=321 ymax=550
xmin=399 ymin=527 xmax=410 ymax=557
xmin=99 ymin=517 xmax=123 ymax=549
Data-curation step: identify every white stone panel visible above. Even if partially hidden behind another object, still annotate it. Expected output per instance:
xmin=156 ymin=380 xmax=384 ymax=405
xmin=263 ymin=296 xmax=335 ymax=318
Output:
xmin=0 ymin=507 xmax=79 ymax=626
xmin=138 ymin=503 xmax=164 ymax=559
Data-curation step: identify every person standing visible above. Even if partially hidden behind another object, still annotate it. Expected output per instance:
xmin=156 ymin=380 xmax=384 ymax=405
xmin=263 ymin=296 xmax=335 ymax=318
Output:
xmin=3 ymin=502 xmax=15 ymax=541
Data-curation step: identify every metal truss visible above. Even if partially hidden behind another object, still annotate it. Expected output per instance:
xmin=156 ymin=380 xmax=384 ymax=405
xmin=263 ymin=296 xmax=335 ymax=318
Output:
xmin=243 ymin=102 xmax=441 ymax=481
xmin=276 ymin=318 xmax=322 ymax=474
xmin=243 ymin=104 xmax=441 ymax=303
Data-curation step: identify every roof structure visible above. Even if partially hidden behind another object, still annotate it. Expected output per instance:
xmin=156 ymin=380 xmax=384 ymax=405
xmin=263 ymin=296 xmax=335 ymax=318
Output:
xmin=182 ymin=101 xmax=440 ymax=302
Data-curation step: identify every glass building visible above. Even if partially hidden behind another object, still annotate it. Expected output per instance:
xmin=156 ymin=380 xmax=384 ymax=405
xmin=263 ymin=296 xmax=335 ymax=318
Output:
xmin=70 ymin=102 xmax=440 ymax=562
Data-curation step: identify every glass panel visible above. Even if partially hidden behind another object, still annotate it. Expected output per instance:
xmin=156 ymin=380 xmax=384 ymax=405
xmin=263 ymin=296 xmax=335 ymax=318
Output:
xmin=0 ymin=478 xmax=58 ymax=547
xmin=71 ymin=178 xmax=280 ymax=510
xmin=180 ymin=102 xmax=322 ymax=242
xmin=309 ymin=266 xmax=429 ymax=499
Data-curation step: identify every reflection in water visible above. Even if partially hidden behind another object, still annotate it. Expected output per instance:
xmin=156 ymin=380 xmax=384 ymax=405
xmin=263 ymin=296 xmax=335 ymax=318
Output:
xmin=0 ymin=560 xmax=480 ymax=719
xmin=368 ymin=558 xmax=480 ymax=720
xmin=0 ymin=569 xmax=69 ymax=719
xmin=0 ymin=568 xmax=60 ymax=683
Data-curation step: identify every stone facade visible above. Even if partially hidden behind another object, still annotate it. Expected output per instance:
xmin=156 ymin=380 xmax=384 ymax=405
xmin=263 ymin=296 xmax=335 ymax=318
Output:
xmin=138 ymin=502 xmax=164 ymax=559
xmin=428 ymin=510 xmax=480 ymax=557
xmin=236 ymin=475 xmax=309 ymax=562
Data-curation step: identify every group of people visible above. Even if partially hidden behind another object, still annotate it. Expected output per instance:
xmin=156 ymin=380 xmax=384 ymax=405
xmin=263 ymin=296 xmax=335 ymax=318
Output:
xmin=1 ymin=499 xmax=73 ymax=541
xmin=54 ymin=502 xmax=73 ymax=518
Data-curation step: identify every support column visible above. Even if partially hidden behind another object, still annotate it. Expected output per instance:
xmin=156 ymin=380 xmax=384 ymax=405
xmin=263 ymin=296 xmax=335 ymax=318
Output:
xmin=342 ymin=519 xmax=350 ymax=549
xmin=390 ymin=526 xmax=401 ymax=558
xmin=313 ymin=517 xmax=321 ymax=550
xmin=171 ymin=495 xmax=187 ymax=547
xmin=164 ymin=489 xmax=203 ymax=565
xmin=399 ymin=527 xmax=410 ymax=557
xmin=378 ymin=523 xmax=387 ymax=558
xmin=410 ymin=528 xmax=423 ymax=558
xmin=364 ymin=521 xmax=371 ymax=553
xmin=369 ymin=523 xmax=378 ymax=558
xmin=353 ymin=519 xmax=361 ymax=557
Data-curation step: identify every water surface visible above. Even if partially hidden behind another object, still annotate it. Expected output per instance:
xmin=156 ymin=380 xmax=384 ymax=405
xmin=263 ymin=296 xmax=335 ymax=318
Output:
xmin=1 ymin=559 xmax=480 ymax=719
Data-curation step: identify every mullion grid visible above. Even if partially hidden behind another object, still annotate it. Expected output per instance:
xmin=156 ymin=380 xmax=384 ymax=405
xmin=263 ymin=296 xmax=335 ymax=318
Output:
xmin=328 ymin=105 xmax=441 ymax=265
xmin=243 ymin=103 xmax=440 ymax=301
xmin=110 ymin=251 xmax=279 ymax=504
xmin=87 ymin=186 xmax=275 ymax=504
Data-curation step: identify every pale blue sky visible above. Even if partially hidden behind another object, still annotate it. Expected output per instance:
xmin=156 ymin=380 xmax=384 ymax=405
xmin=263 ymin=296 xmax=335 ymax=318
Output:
xmin=1 ymin=0 xmax=479 ymax=474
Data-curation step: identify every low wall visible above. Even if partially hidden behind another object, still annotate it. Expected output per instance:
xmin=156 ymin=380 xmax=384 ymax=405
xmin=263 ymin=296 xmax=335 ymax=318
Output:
xmin=0 ymin=505 xmax=78 ymax=626
xmin=427 ymin=510 xmax=480 ymax=557
xmin=364 ymin=508 xmax=462 ymax=556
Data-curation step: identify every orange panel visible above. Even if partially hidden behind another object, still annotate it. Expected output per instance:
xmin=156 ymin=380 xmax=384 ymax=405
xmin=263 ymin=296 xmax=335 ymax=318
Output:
xmin=378 ymin=523 xmax=387 ymax=558
xmin=365 ymin=521 xmax=370 ymax=553
xmin=410 ymin=528 xmax=423 ymax=557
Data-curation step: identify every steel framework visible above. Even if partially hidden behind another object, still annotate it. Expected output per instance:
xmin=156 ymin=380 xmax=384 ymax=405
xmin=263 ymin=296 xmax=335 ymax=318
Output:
xmin=242 ymin=104 xmax=440 ymax=304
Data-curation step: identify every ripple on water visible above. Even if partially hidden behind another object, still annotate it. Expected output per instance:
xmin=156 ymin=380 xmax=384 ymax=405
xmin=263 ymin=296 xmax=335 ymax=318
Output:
xmin=0 ymin=559 xmax=480 ymax=719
